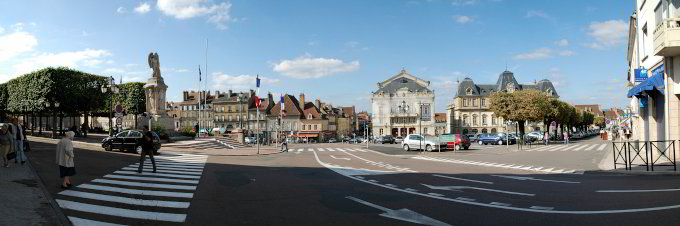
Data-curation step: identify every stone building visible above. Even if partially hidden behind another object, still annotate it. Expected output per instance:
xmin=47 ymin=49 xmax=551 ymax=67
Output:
xmin=166 ymin=91 xmax=218 ymax=131
xmin=448 ymin=70 xmax=558 ymax=135
xmin=371 ymin=69 xmax=436 ymax=138
xmin=212 ymin=90 xmax=251 ymax=131
xmin=434 ymin=113 xmax=447 ymax=135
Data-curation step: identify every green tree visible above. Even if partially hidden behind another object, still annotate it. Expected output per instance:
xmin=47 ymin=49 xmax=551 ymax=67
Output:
xmin=490 ymin=89 xmax=549 ymax=140
xmin=594 ymin=116 xmax=605 ymax=128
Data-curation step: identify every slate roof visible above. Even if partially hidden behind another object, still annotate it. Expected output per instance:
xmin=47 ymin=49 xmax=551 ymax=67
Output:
xmin=374 ymin=69 xmax=431 ymax=94
xmin=455 ymin=71 xmax=559 ymax=98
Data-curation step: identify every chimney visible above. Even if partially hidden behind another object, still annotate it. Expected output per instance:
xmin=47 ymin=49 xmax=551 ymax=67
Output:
xmin=315 ymin=98 xmax=321 ymax=110
xmin=299 ymin=93 xmax=305 ymax=110
xmin=183 ymin=91 xmax=188 ymax=101
xmin=216 ymin=91 xmax=221 ymax=97
xmin=228 ymin=90 xmax=233 ymax=97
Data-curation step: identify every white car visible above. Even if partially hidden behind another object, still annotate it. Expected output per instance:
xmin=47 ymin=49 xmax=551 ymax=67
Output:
xmin=402 ymin=134 xmax=446 ymax=152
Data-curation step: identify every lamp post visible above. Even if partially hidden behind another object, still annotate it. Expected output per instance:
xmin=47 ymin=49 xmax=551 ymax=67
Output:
xmin=101 ymin=76 xmax=119 ymax=136
xmin=239 ymin=93 xmax=244 ymax=129
xmin=398 ymin=100 xmax=409 ymax=138
xmin=44 ymin=101 xmax=60 ymax=138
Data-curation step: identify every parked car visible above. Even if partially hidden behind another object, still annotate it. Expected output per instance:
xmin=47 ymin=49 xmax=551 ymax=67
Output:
xmin=440 ymin=134 xmax=470 ymax=150
xmin=245 ymin=137 xmax=256 ymax=144
xmin=466 ymin=134 xmax=477 ymax=142
xmin=394 ymin=136 xmax=404 ymax=143
xmin=479 ymin=133 xmax=515 ymax=145
xmin=402 ymin=134 xmax=447 ymax=152
xmin=380 ymin=135 xmax=395 ymax=144
xmin=101 ymin=130 xmax=161 ymax=154
xmin=526 ymin=131 xmax=544 ymax=142
xmin=328 ymin=138 xmax=337 ymax=143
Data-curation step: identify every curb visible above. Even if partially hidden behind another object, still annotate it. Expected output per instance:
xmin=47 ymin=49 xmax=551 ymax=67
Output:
xmin=588 ymin=169 xmax=680 ymax=176
xmin=26 ymin=155 xmax=72 ymax=226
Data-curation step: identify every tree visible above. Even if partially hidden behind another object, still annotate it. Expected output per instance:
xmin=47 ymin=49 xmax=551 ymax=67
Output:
xmin=119 ymin=82 xmax=146 ymax=129
xmin=490 ymin=89 xmax=549 ymax=140
xmin=594 ymin=116 xmax=605 ymax=128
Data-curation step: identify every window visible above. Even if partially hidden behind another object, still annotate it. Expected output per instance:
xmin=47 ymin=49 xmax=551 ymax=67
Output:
xmin=466 ymin=88 xmax=472 ymax=95
xmin=314 ymin=125 xmax=318 ymax=130
xmin=424 ymin=128 xmax=428 ymax=134
xmin=473 ymin=98 xmax=478 ymax=107
xmin=472 ymin=114 xmax=478 ymax=126
xmin=308 ymin=114 xmax=313 ymax=119
xmin=492 ymin=114 xmax=496 ymax=125
xmin=482 ymin=114 xmax=487 ymax=125
xmin=380 ymin=129 xmax=383 ymax=135
xmin=642 ymin=24 xmax=648 ymax=60
xmin=481 ymin=98 xmax=486 ymax=107
xmin=463 ymin=115 xmax=469 ymax=126
xmin=128 ymin=131 xmax=142 ymax=138
xmin=228 ymin=116 xmax=232 ymax=121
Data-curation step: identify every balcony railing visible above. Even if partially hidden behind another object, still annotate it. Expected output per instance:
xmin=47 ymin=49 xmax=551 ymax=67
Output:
xmin=653 ymin=17 xmax=680 ymax=56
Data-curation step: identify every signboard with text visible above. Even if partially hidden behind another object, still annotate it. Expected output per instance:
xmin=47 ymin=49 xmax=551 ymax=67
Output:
xmin=635 ymin=68 xmax=648 ymax=82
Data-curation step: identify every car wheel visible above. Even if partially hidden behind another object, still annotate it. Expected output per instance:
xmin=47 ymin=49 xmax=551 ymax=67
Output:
xmin=103 ymin=143 xmax=112 ymax=152
xmin=455 ymin=144 xmax=460 ymax=151
xmin=134 ymin=145 xmax=142 ymax=154
xmin=498 ymin=140 xmax=503 ymax=145
xmin=426 ymin=145 xmax=432 ymax=152
xmin=478 ymin=141 xmax=483 ymax=145
xmin=403 ymin=144 xmax=410 ymax=151
xmin=463 ymin=145 xmax=469 ymax=150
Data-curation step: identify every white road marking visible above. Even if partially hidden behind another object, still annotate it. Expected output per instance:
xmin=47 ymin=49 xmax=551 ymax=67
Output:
xmin=59 ymin=190 xmax=191 ymax=208
xmin=597 ymin=144 xmax=607 ymax=151
xmin=573 ymin=144 xmax=588 ymax=151
xmin=113 ymin=170 xmax=201 ymax=179
xmin=156 ymin=156 xmax=207 ymax=161
xmin=329 ymin=155 xmax=351 ymax=160
xmin=412 ymin=156 xmax=583 ymax=175
xmin=154 ymin=159 xmax=206 ymax=164
xmin=422 ymin=184 xmax=535 ymax=197
xmin=346 ymin=196 xmax=451 ymax=226
xmin=131 ymin=164 xmax=204 ymax=171
xmin=455 ymin=197 xmax=476 ymax=202
xmin=137 ymin=161 xmax=204 ymax=167
xmin=405 ymin=188 xmax=418 ymax=192
xmin=92 ymin=179 xmax=197 ymax=190
xmin=491 ymin=175 xmax=581 ymax=184
xmin=341 ymin=149 xmax=417 ymax=173
xmin=368 ymin=179 xmax=379 ymax=183
xmin=327 ymin=148 xmax=335 ymax=152
xmin=597 ymin=188 xmax=680 ymax=193
xmin=428 ymin=193 xmax=444 ymax=197
xmin=355 ymin=149 xmax=368 ymax=152
xmin=121 ymin=167 xmax=202 ymax=175
xmin=296 ymin=149 xmax=303 ymax=152
xmin=56 ymin=200 xmax=187 ymax=222
xmin=385 ymin=184 xmax=397 ymax=187
xmin=530 ymin=206 xmax=555 ymax=211
xmin=584 ymin=144 xmax=599 ymax=151
xmin=78 ymin=184 xmax=193 ymax=198
xmin=433 ymin=174 xmax=494 ymax=184
xmin=67 ymin=216 xmax=125 ymax=226
xmin=490 ymin=202 xmax=511 ymax=207
xmin=104 ymin=175 xmax=199 ymax=184
xmin=317 ymin=148 xmax=325 ymax=152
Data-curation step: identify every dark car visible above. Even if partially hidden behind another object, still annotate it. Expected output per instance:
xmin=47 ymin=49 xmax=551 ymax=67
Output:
xmin=379 ymin=135 xmax=395 ymax=144
xmin=479 ymin=133 xmax=515 ymax=145
xmin=102 ymin=130 xmax=161 ymax=154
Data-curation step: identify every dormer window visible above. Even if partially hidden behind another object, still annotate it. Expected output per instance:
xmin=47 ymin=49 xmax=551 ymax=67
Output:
xmin=466 ymin=88 xmax=472 ymax=95
xmin=307 ymin=114 xmax=313 ymax=119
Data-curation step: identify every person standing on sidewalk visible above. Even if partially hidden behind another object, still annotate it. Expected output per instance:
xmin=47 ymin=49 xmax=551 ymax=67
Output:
xmin=563 ymin=131 xmax=569 ymax=144
xmin=0 ymin=124 xmax=14 ymax=167
xmin=543 ymin=131 xmax=549 ymax=145
xmin=137 ymin=125 xmax=156 ymax=173
xmin=56 ymin=131 xmax=75 ymax=189
xmin=11 ymin=118 xmax=26 ymax=165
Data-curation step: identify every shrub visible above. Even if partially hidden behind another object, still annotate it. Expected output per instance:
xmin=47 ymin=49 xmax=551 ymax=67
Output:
xmin=179 ymin=126 xmax=196 ymax=137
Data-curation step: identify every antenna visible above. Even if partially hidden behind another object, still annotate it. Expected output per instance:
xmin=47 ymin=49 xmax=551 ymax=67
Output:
xmin=505 ymin=60 xmax=508 ymax=71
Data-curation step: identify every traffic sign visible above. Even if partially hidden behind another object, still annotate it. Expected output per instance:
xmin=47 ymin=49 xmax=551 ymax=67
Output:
xmin=116 ymin=117 xmax=123 ymax=126
xmin=114 ymin=112 xmax=124 ymax=118
xmin=115 ymin=104 xmax=123 ymax=113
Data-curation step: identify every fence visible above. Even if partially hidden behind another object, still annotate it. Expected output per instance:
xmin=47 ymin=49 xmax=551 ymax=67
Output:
xmin=612 ymin=140 xmax=677 ymax=171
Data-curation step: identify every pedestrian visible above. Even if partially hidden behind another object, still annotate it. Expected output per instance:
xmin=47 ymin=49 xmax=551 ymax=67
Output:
xmin=137 ymin=125 xmax=156 ymax=173
xmin=544 ymin=131 xmax=549 ymax=145
xmin=56 ymin=131 xmax=76 ymax=189
xmin=563 ymin=131 xmax=569 ymax=144
xmin=0 ymin=124 xmax=14 ymax=167
xmin=281 ymin=135 xmax=288 ymax=152
xmin=600 ymin=129 xmax=604 ymax=140
xmin=11 ymin=118 xmax=27 ymax=165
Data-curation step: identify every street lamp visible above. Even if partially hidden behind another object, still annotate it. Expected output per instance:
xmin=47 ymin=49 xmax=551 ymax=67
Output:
xmin=44 ymin=100 xmax=60 ymax=138
xmin=398 ymin=100 xmax=409 ymax=138
xmin=101 ymin=76 xmax=119 ymax=136
xmin=238 ymin=92 xmax=245 ymax=129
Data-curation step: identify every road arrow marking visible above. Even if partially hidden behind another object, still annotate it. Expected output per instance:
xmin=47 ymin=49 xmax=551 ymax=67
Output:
xmin=421 ymin=184 xmax=535 ymax=197
xmin=491 ymin=175 xmax=580 ymax=184
xmin=346 ymin=196 xmax=451 ymax=226
xmin=330 ymin=155 xmax=351 ymax=160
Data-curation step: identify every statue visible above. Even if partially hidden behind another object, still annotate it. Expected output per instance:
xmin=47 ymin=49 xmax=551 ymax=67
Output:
xmin=148 ymin=52 xmax=161 ymax=78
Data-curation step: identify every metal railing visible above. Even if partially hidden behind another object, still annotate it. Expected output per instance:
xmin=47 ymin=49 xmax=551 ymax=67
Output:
xmin=611 ymin=140 xmax=677 ymax=171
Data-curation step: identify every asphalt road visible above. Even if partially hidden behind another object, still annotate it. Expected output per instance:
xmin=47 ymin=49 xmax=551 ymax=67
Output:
xmin=26 ymin=138 xmax=680 ymax=225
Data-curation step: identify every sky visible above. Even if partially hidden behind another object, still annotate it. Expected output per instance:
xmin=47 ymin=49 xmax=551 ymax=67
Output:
xmin=0 ymin=0 xmax=634 ymax=113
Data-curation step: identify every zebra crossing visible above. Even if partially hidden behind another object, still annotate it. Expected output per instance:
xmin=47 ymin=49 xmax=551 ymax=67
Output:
xmin=290 ymin=147 xmax=370 ymax=154
xmin=55 ymin=153 xmax=208 ymax=225
xmin=412 ymin=156 xmax=584 ymax=174
xmin=167 ymin=140 xmax=232 ymax=150
xmin=516 ymin=143 xmax=608 ymax=152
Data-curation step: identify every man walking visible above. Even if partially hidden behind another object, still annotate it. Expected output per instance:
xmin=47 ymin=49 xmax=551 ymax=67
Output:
xmin=137 ymin=125 xmax=156 ymax=173
xmin=11 ymin=118 xmax=26 ymax=165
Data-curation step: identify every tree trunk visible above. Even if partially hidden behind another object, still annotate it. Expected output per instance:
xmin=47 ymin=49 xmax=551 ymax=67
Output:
xmin=39 ymin=114 xmax=43 ymax=135
xmin=83 ymin=112 xmax=88 ymax=138
xmin=518 ymin=120 xmax=526 ymax=143
xmin=59 ymin=114 xmax=64 ymax=135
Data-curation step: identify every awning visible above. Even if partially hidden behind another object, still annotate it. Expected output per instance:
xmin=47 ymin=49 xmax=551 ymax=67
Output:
xmin=296 ymin=134 xmax=319 ymax=138
xmin=627 ymin=67 xmax=665 ymax=97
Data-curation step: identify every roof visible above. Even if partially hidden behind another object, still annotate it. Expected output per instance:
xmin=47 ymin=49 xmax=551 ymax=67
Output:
xmin=303 ymin=102 xmax=323 ymax=119
xmin=574 ymin=104 xmax=604 ymax=117
xmin=269 ymin=94 xmax=304 ymax=118
xmin=341 ymin=106 xmax=355 ymax=117
xmin=434 ymin=113 xmax=447 ymax=123
xmin=455 ymin=71 xmax=559 ymax=97
xmin=374 ymin=69 xmax=431 ymax=94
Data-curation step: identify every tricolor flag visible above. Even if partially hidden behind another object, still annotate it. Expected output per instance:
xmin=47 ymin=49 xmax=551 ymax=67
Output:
xmin=198 ymin=65 xmax=202 ymax=82
xmin=256 ymin=75 xmax=261 ymax=88
xmin=280 ymin=95 xmax=286 ymax=116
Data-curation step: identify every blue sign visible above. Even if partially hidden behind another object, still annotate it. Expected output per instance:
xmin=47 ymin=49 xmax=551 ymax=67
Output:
xmin=652 ymin=64 xmax=665 ymax=77
xmin=635 ymin=68 xmax=648 ymax=82
xmin=639 ymin=97 xmax=648 ymax=108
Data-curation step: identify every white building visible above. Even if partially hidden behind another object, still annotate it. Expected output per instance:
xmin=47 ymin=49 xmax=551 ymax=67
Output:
xmin=371 ymin=69 xmax=435 ymax=137
xmin=627 ymin=0 xmax=680 ymax=151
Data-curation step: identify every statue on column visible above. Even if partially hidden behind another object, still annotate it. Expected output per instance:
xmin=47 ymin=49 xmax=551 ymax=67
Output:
xmin=148 ymin=52 xmax=161 ymax=78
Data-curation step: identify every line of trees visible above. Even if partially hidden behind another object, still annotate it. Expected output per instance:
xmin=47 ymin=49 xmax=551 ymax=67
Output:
xmin=0 ymin=67 xmax=146 ymax=137
xmin=489 ymin=89 xmax=597 ymax=140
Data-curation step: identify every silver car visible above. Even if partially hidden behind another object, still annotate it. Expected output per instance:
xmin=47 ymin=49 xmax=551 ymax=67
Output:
xmin=402 ymin=134 xmax=446 ymax=152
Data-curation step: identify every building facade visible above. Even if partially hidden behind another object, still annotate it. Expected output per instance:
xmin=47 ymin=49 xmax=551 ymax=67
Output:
xmin=371 ymin=69 xmax=436 ymax=137
xmin=448 ymin=70 xmax=558 ymax=135
xmin=166 ymin=91 xmax=217 ymax=131
xmin=434 ymin=113 xmax=447 ymax=135
xmin=212 ymin=90 xmax=250 ymax=131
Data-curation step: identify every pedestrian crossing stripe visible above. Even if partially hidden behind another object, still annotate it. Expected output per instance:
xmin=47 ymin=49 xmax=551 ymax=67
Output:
xmin=317 ymin=148 xmax=325 ymax=152
xmin=56 ymin=199 xmax=187 ymax=222
xmin=59 ymin=190 xmax=191 ymax=208
xmin=411 ymin=156 xmax=584 ymax=175
xmin=597 ymin=144 xmax=607 ymax=150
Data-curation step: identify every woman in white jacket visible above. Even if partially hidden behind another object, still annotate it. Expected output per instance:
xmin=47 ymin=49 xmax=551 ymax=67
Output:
xmin=56 ymin=131 xmax=75 ymax=189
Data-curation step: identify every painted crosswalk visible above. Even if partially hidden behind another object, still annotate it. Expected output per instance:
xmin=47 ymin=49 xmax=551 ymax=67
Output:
xmin=513 ymin=143 xmax=609 ymax=152
xmin=290 ymin=147 xmax=370 ymax=153
xmin=55 ymin=153 xmax=208 ymax=225
xmin=412 ymin=156 xmax=584 ymax=174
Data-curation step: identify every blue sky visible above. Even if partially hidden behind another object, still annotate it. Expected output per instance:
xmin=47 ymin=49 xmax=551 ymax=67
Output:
xmin=0 ymin=0 xmax=632 ymax=113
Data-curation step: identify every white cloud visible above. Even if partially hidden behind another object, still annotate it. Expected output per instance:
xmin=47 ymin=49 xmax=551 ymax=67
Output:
xmin=211 ymin=73 xmax=280 ymax=90
xmin=117 ymin=6 xmax=127 ymax=13
xmin=0 ymin=26 xmax=4 ymax=34
xmin=272 ymin=55 xmax=360 ymax=79
xmin=13 ymin=49 xmax=111 ymax=75
xmin=10 ymin=23 xmax=25 ymax=31
xmin=586 ymin=20 xmax=627 ymax=49
xmin=103 ymin=68 xmax=125 ymax=74
xmin=513 ymin=48 xmax=552 ymax=60
xmin=134 ymin=2 xmax=151 ymax=14
xmin=555 ymin=39 xmax=569 ymax=47
xmin=157 ymin=0 xmax=233 ymax=29
xmin=526 ymin=10 xmax=553 ymax=21
xmin=454 ymin=15 xmax=474 ymax=24
xmin=558 ymin=50 xmax=575 ymax=56
xmin=0 ymin=31 xmax=38 ymax=62
xmin=452 ymin=0 xmax=478 ymax=6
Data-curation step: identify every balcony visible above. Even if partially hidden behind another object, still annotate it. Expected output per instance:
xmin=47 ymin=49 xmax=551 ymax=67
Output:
xmin=654 ymin=17 xmax=680 ymax=56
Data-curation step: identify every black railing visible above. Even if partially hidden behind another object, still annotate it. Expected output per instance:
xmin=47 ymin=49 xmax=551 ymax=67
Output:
xmin=612 ymin=140 xmax=677 ymax=171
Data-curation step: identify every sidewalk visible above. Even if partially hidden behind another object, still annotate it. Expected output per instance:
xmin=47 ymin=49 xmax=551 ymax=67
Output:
xmin=0 ymin=159 xmax=68 ymax=225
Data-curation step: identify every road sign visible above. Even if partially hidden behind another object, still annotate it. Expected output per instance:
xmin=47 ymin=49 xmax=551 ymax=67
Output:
xmin=114 ymin=112 xmax=124 ymax=118
xmin=115 ymin=104 xmax=123 ymax=113
xmin=116 ymin=117 xmax=123 ymax=126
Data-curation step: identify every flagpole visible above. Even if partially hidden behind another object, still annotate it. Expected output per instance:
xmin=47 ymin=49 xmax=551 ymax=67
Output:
xmin=198 ymin=64 xmax=201 ymax=138
xmin=256 ymin=75 xmax=260 ymax=154
xmin=205 ymin=39 xmax=208 ymax=134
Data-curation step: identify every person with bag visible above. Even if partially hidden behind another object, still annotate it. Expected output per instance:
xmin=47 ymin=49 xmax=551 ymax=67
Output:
xmin=56 ymin=131 xmax=76 ymax=189
xmin=137 ymin=125 xmax=156 ymax=173
xmin=0 ymin=124 xmax=14 ymax=167
xmin=11 ymin=118 xmax=27 ymax=165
